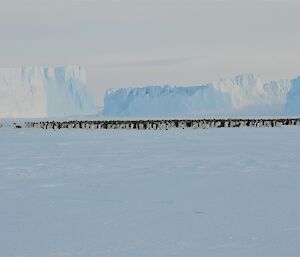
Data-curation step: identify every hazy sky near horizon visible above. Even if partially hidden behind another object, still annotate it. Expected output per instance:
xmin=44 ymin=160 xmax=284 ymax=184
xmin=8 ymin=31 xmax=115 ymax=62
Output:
xmin=0 ymin=1 xmax=300 ymax=105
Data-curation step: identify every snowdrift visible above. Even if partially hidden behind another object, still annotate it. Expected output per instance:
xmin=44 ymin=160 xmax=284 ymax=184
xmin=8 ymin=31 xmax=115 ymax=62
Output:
xmin=103 ymin=74 xmax=294 ymax=117
xmin=0 ymin=65 xmax=96 ymax=118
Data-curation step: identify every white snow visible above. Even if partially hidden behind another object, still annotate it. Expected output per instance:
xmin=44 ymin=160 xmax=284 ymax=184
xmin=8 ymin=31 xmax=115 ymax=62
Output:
xmin=103 ymin=74 xmax=293 ymax=117
xmin=0 ymin=66 xmax=97 ymax=118
xmin=1 ymin=127 xmax=300 ymax=256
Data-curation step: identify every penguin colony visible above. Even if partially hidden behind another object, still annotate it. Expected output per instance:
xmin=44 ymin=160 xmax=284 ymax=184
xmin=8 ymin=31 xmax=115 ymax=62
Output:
xmin=21 ymin=118 xmax=300 ymax=130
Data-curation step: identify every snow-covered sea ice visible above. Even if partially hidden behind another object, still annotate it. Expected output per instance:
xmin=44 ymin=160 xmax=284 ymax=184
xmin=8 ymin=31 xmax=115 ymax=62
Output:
xmin=0 ymin=127 xmax=300 ymax=257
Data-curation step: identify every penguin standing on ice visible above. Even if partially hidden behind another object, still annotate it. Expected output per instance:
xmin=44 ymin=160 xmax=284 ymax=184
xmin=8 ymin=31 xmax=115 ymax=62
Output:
xmin=13 ymin=123 xmax=22 ymax=129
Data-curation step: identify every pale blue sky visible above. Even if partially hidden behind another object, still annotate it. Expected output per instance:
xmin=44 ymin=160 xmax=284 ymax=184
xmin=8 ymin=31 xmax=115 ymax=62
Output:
xmin=0 ymin=1 xmax=300 ymax=105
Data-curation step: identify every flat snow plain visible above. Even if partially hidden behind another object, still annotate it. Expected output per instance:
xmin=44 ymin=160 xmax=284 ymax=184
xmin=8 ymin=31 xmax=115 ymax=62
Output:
xmin=0 ymin=127 xmax=300 ymax=257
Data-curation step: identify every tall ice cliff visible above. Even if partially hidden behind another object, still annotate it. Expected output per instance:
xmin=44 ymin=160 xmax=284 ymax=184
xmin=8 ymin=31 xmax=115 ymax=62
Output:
xmin=104 ymin=74 xmax=297 ymax=117
xmin=0 ymin=65 xmax=96 ymax=118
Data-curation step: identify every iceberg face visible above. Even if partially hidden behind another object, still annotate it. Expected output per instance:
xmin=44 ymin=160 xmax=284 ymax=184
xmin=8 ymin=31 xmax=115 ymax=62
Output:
xmin=0 ymin=65 xmax=96 ymax=118
xmin=214 ymin=74 xmax=292 ymax=114
xmin=103 ymin=74 xmax=293 ymax=117
xmin=285 ymin=77 xmax=300 ymax=115
xmin=104 ymin=85 xmax=232 ymax=117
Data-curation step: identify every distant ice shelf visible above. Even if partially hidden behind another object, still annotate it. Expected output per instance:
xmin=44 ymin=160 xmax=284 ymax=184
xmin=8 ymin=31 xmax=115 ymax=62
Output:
xmin=103 ymin=74 xmax=298 ymax=117
xmin=0 ymin=65 xmax=97 ymax=118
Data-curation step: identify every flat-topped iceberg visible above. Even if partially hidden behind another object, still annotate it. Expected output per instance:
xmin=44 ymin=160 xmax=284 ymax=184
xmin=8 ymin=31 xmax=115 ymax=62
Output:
xmin=0 ymin=65 xmax=97 ymax=118
xmin=103 ymin=74 xmax=294 ymax=117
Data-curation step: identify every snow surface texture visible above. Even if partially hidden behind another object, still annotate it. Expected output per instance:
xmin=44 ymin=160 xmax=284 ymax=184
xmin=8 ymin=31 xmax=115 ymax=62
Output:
xmin=1 ymin=127 xmax=300 ymax=257
xmin=0 ymin=66 xmax=96 ymax=118
xmin=103 ymin=74 xmax=294 ymax=117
